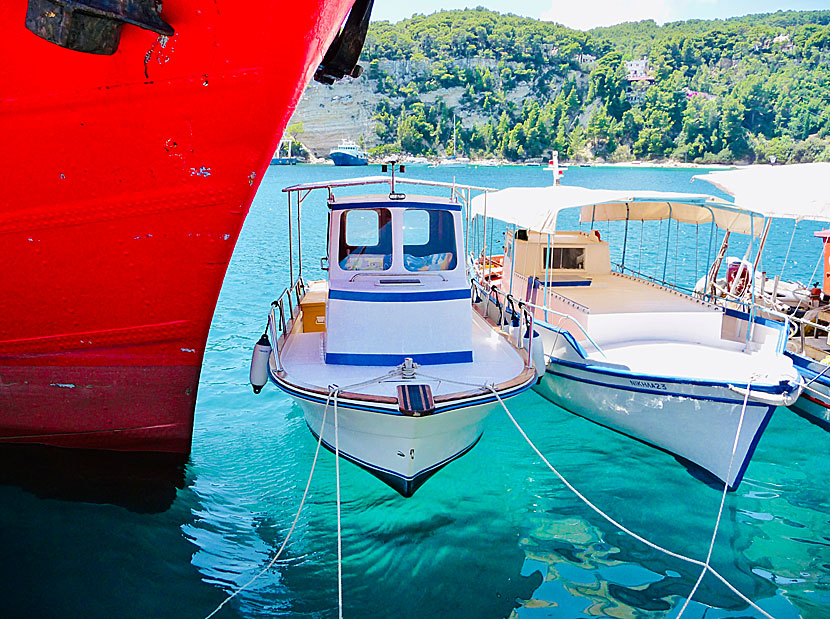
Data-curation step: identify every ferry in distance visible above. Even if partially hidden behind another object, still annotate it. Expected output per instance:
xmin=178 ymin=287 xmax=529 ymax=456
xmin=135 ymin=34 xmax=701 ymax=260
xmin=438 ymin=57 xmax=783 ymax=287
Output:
xmin=330 ymin=139 xmax=369 ymax=166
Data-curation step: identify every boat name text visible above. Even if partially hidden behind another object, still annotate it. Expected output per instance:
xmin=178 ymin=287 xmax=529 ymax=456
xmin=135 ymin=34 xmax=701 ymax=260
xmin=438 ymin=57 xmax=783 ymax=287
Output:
xmin=629 ymin=380 xmax=668 ymax=391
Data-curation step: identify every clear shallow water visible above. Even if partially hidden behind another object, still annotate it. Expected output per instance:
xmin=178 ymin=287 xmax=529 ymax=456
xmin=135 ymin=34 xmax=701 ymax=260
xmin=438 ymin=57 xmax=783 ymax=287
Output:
xmin=1 ymin=165 xmax=828 ymax=618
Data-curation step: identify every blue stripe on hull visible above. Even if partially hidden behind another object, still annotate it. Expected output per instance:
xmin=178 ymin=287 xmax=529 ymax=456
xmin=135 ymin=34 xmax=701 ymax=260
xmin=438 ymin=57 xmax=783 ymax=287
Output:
xmin=325 ymin=350 xmax=473 ymax=366
xmin=328 ymin=288 xmax=470 ymax=302
xmin=546 ymin=367 xmax=771 ymax=406
xmin=551 ymin=354 xmax=790 ymax=395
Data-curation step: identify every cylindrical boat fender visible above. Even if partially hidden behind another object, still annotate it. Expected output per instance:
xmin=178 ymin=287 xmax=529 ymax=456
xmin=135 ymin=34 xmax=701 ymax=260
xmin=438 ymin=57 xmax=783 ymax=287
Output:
xmin=523 ymin=330 xmax=546 ymax=380
xmin=250 ymin=333 xmax=272 ymax=394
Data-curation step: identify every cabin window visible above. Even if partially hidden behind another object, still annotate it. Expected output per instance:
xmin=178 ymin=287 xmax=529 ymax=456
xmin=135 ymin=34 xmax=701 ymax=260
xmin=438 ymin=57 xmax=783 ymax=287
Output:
xmin=543 ymin=247 xmax=585 ymax=270
xmin=338 ymin=208 xmax=392 ymax=271
xmin=403 ymin=209 xmax=457 ymax=271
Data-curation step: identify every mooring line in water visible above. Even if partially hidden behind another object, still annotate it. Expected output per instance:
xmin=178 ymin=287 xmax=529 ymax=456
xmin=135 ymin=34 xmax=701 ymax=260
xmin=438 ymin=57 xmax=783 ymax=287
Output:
xmin=332 ymin=387 xmax=344 ymax=619
xmin=677 ymin=379 xmax=752 ymax=617
xmin=487 ymin=385 xmax=774 ymax=619
xmin=203 ymin=388 xmax=336 ymax=619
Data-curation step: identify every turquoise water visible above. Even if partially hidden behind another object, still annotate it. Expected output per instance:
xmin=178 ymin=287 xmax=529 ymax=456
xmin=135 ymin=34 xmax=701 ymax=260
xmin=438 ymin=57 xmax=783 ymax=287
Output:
xmin=1 ymin=165 xmax=828 ymax=618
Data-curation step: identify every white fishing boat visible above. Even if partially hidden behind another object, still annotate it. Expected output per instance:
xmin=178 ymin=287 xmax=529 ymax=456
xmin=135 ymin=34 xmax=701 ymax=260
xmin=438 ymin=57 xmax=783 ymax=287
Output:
xmin=250 ymin=171 xmax=537 ymax=496
xmin=470 ymin=186 xmax=803 ymax=488
xmin=694 ymin=164 xmax=830 ymax=430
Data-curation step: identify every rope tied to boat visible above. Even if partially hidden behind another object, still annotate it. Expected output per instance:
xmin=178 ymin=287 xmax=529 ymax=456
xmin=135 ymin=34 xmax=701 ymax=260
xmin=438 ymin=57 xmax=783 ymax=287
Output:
xmin=329 ymin=385 xmax=344 ymax=619
xmin=676 ymin=378 xmax=752 ymax=617
xmin=486 ymin=383 xmax=774 ymax=619
xmin=205 ymin=386 xmax=343 ymax=619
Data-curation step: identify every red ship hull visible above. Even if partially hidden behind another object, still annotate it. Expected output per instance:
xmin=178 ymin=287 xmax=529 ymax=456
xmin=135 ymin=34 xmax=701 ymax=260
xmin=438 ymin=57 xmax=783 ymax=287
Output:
xmin=0 ymin=1 xmax=355 ymax=453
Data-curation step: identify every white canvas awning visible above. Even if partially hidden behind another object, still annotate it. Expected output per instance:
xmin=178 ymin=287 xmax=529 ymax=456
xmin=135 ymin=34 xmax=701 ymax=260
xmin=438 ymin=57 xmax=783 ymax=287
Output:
xmin=470 ymin=185 xmax=764 ymax=236
xmin=694 ymin=163 xmax=830 ymax=222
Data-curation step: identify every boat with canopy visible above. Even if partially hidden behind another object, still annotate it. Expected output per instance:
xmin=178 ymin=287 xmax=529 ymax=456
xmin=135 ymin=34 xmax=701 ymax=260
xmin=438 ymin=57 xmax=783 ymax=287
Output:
xmin=250 ymin=172 xmax=537 ymax=497
xmin=469 ymin=186 xmax=803 ymax=488
xmin=694 ymin=163 xmax=830 ymax=430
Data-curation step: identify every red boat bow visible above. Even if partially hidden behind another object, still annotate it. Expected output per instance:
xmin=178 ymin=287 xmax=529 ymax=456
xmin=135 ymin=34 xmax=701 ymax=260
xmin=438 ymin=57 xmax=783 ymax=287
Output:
xmin=0 ymin=1 xmax=358 ymax=452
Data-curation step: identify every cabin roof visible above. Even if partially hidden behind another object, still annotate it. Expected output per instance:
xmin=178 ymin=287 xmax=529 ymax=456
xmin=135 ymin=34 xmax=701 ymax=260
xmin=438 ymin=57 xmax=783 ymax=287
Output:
xmin=328 ymin=193 xmax=459 ymax=209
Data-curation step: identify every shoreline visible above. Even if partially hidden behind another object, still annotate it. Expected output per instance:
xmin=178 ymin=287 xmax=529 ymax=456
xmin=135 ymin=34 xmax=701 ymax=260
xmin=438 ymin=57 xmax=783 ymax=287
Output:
xmin=300 ymin=157 xmax=741 ymax=170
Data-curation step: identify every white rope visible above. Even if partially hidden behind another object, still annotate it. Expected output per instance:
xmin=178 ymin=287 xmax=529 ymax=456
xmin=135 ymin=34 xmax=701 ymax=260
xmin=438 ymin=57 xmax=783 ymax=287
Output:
xmin=486 ymin=385 xmax=774 ymax=619
xmin=332 ymin=387 xmax=344 ymax=619
xmin=677 ymin=379 xmax=752 ymax=617
xmin=804 ymin=363 xmax=830 ymax=388
xmin=803 ymin=382 xmax=830 ymax=399
xmin=204 ymin=389 xmax=334 ymax=619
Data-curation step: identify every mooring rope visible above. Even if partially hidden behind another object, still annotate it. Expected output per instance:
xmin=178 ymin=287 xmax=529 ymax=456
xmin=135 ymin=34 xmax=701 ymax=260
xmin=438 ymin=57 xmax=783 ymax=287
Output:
xmin=676 ymin=379 xmax=752 ymax=617
xmin=804 ymin=362 xmax=830 ymax=388
xmin=206 ymin=365 xmax=408 ymax=618
xmin=332 ymin=386 xmax=344 ymax=619
xmin=204 ymin=387 xmax=336 ymax=619
xmin=486 ymin=385 xmax=774 ymax=619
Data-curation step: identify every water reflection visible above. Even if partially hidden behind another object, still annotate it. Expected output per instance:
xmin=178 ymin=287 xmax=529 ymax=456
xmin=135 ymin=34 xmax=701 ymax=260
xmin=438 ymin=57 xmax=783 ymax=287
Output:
xmin=0 ymin=444 xmax=186 ymax=513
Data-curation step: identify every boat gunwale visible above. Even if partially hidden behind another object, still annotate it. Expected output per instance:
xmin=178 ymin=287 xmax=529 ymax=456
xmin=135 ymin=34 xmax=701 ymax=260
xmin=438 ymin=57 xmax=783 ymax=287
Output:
xmin=270 ymin=367 xmax=536 ymax=415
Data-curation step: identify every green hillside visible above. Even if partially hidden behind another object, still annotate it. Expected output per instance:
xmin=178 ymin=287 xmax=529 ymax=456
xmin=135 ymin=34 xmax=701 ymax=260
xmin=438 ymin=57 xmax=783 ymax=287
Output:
xmin=358 ymin=8 xmax=830 ymax=163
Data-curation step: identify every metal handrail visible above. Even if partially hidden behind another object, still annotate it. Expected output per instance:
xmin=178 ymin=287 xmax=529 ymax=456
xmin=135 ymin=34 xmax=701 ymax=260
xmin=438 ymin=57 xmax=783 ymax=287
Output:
xmin=471 ymin=278 xmax=608 ymax=361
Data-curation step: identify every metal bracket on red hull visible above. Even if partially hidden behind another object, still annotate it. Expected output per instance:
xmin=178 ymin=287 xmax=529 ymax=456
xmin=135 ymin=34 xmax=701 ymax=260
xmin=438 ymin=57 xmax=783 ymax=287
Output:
xmin=314 ymin=0 xmax=374 ymax=85
xmin=25 ymin=0 xmax=174 ymax=55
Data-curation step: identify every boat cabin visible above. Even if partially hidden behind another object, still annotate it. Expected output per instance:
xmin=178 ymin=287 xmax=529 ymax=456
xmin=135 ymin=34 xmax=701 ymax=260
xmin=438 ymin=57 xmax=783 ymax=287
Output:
xmin=322 ymin=193 xmax=472 ymax=365
xmin=504 ymin=228 xmax=611 ymax=286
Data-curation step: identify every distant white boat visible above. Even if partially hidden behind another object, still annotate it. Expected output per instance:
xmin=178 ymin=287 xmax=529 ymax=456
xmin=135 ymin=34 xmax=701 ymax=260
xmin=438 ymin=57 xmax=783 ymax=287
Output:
xmin=438 ymin=156 xmax=470 ymax=167
xmin=329 ymin=139 xmax=368 ymax=166
xmin=471 ymin=186 xmax=802 ymax=488
xmin=252 ymin=174 xmax=537 ymax=496
xmin=438 ymin=112 xmax=469 ymax=167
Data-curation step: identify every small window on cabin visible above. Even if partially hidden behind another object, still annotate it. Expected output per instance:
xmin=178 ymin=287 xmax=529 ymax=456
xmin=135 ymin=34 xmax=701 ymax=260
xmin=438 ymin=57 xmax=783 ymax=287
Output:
xmin=403 ymin=209 xmax=457 ymax=272
xmin=543 ymin=247 xmax=585 ymax=270
xmin=338 ymin=208 xmax=392 ymax=271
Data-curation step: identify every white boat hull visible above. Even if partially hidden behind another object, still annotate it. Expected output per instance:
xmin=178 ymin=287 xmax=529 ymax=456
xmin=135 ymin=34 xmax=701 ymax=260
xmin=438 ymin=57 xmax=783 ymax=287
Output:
xmin=535 ymin=360 xmax=775 ymax=488
xmin=282 ymin=381 xmax=498 ymax=496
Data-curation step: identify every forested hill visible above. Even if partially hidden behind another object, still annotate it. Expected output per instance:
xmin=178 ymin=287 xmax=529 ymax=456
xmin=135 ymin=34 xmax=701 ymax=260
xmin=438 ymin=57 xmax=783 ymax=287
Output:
xmin=290 ymin=8 xmax=830 ymax=164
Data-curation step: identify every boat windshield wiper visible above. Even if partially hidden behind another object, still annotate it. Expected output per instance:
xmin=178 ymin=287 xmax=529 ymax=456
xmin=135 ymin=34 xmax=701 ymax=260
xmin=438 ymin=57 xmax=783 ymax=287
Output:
xmin=314 ymin=0 xmax=373 ymax=85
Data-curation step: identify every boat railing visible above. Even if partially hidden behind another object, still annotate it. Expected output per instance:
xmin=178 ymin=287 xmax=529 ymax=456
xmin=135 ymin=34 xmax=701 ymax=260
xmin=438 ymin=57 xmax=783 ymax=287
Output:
xmin=471 ymin=278 xmax=608 ymax=361
xmin=269 ymin=276 xmax=308 ymax=371
xmin=471 ymin=278 xmax=537 ymax=370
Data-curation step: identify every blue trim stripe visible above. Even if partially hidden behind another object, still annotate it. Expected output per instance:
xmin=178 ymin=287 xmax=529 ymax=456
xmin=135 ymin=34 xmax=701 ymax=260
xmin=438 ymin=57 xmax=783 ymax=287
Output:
xmin=723 ymin=306 xmax=784 ymax=330
xmin=551 ymin=356 xmax=790 ymax=393
xmin=544 ymin=280 xmax=592 ymax=287
xmin=547 ymin=367 xmax=769 ymax=406
xmin=329 ymin=200 xmax=461 ymax=212
xmin=326 ymin=350 xmax=473 ymax=366
xmin=329 ymin=288 xmax=470 ymax=302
